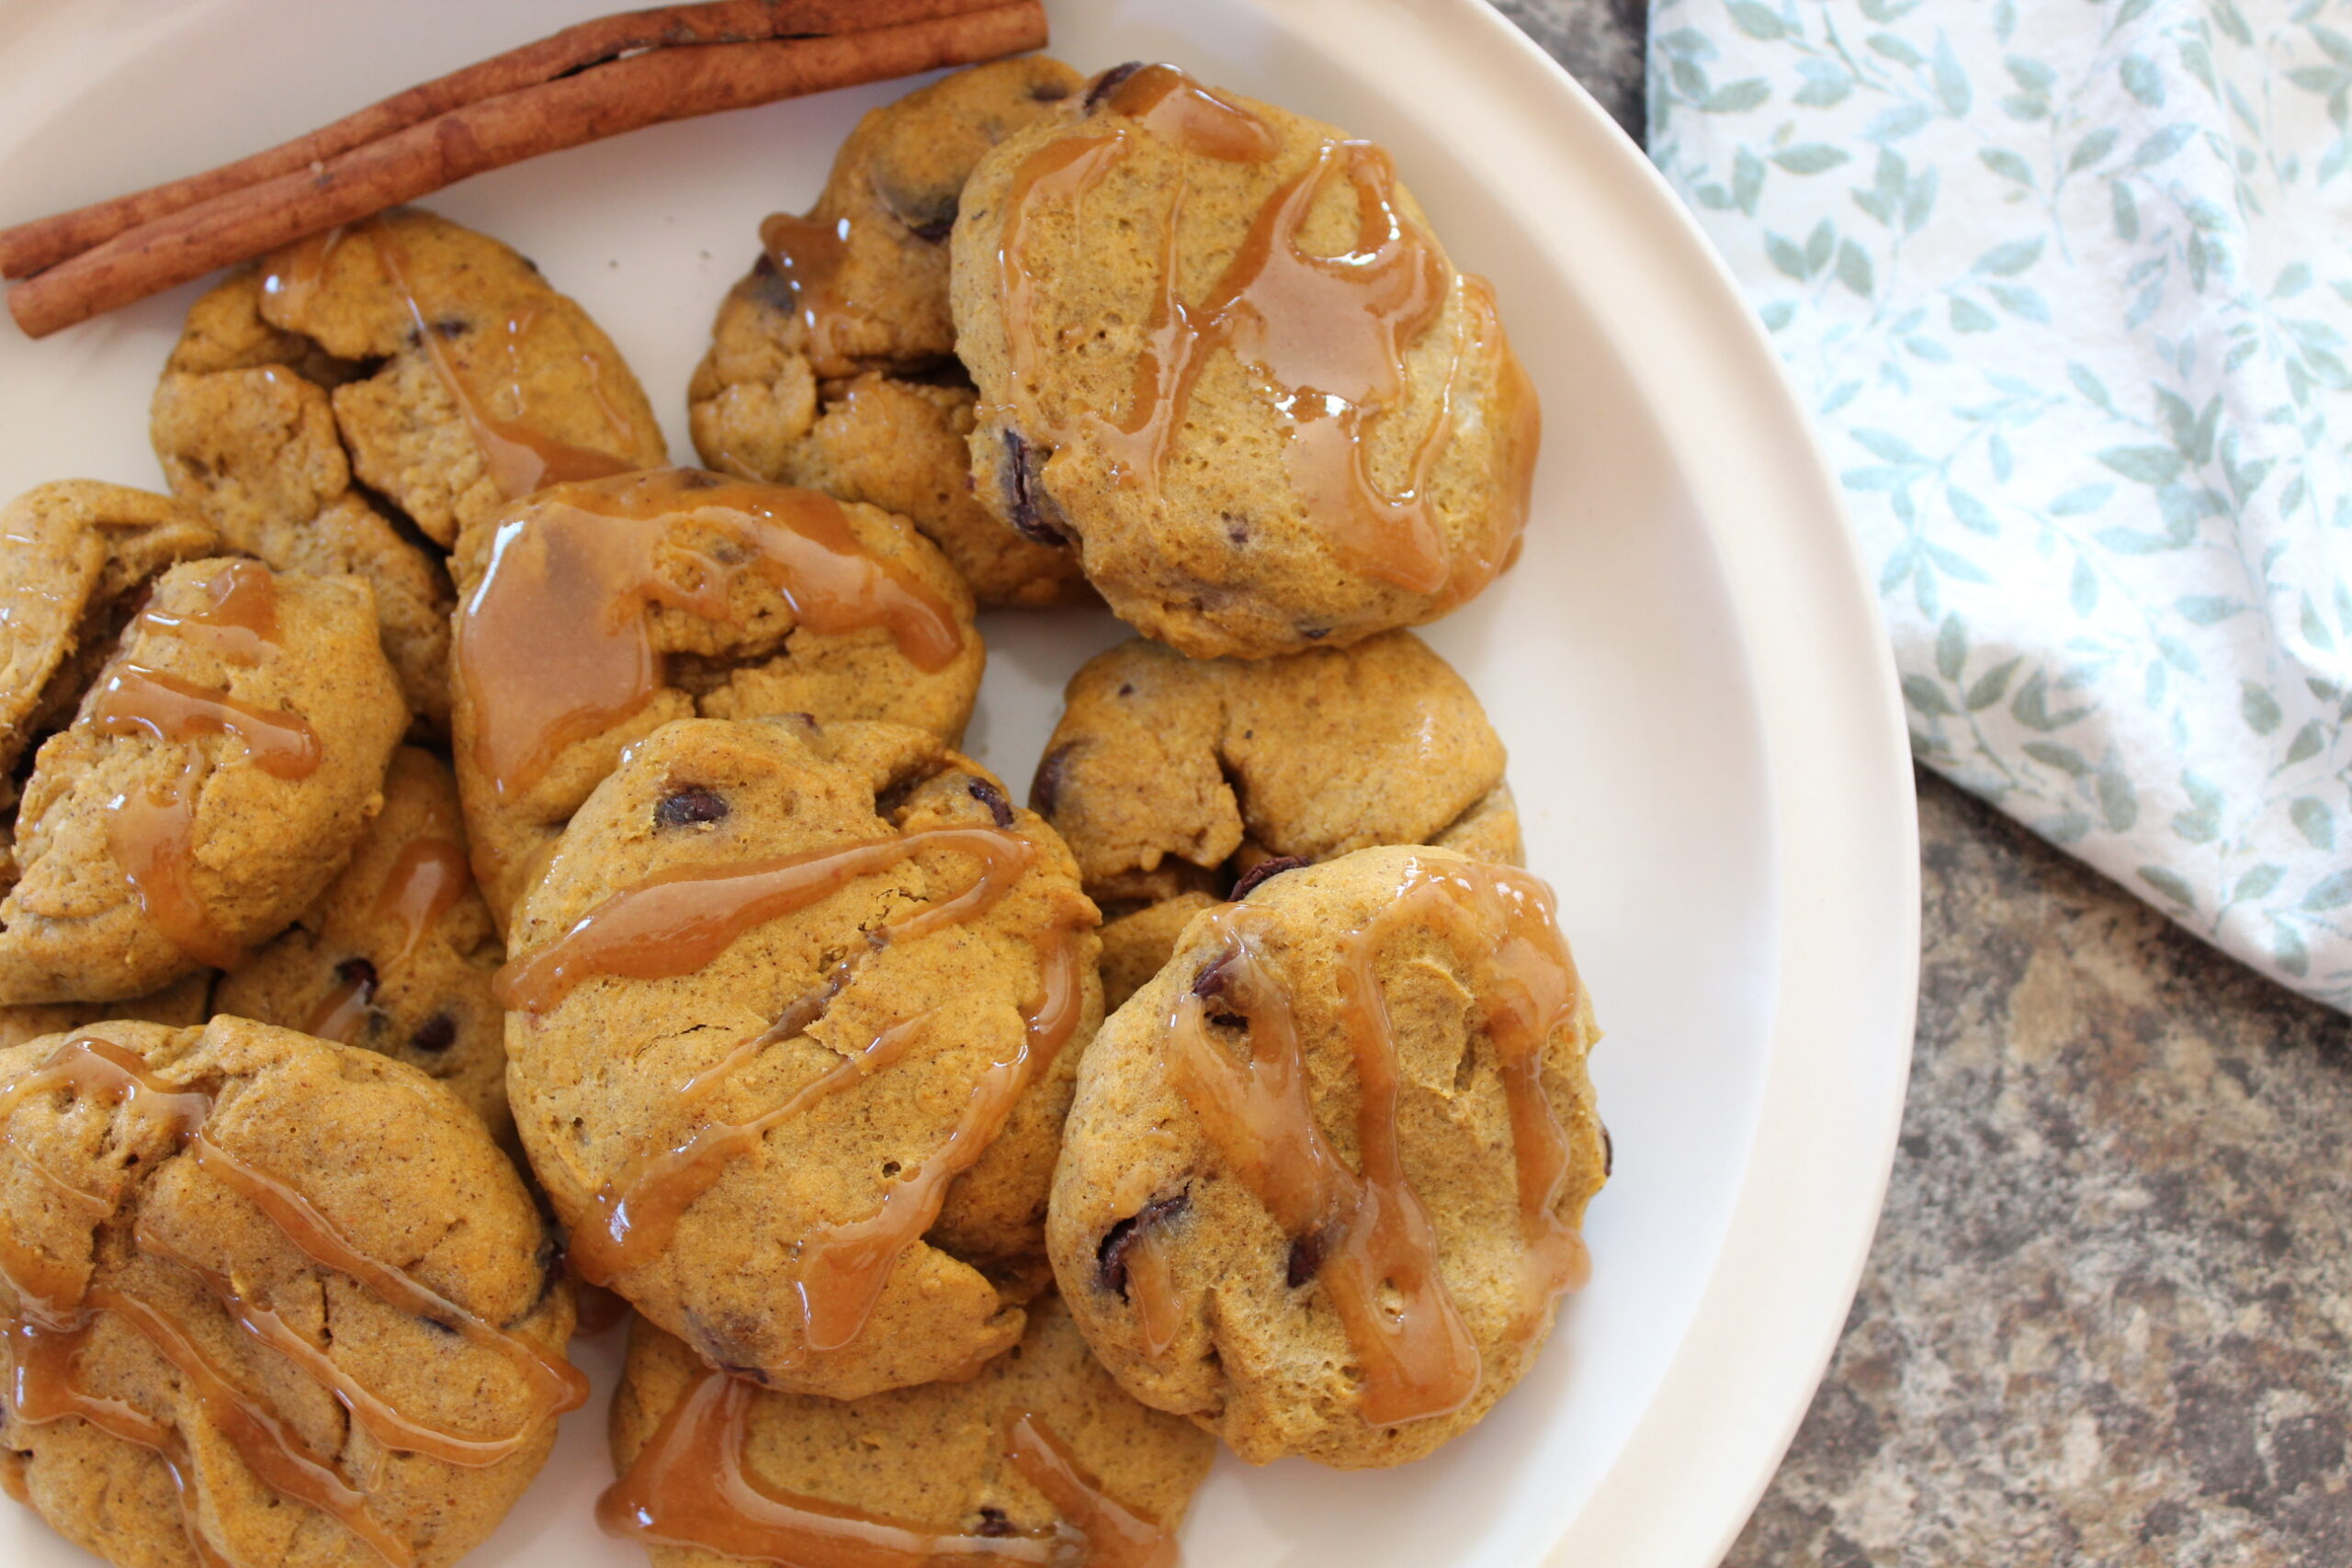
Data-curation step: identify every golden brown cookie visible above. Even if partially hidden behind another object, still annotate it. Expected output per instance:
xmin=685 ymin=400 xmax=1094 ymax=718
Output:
xmin=605 ymin=1294 xmax=1212 ymax=1567
xmin=501 ymin=716 xmax=1099 ymax=1400
xmin=1034 ymin=632 xmax=1520 ymax=1008
xmin=1047 ymin=846 xmax=1606 ymax=1467
xmin=213 ymin=747 xmax=508 ymax=1138
xmin=690 ymin=58 xmax=1091 ymax=608
xmin=0 ymin=969 xmax=212 ymax=1052
xmin=0 ymin=482 xmax=218 ymax=801
xmin=152 ymin=207 xmax=669 ymax=725
xmin=952 ymin=63 xmax=1542 ymax=658
xmin=0 ymin=559 xmax=407 ymax=1006
xmin=0 ymin=1016 xmax=582 ymax=1568
xmin=447 ymin=467 xmax=985 ymax=925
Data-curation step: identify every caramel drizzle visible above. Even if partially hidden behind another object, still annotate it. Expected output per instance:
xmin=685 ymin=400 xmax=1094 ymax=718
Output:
xmin=1164 ymin=858 xmax=1590 ymax=1426
xmin=1121 ymin=1230 xmax=1182 ymax=1360
xmin=453 ymin=468 xmax=966 ymax=802
xmin=105 ymin=750 xmax=241 ymax=969
xmin=759 ymin=210 xmax=865 ymax=375
xmin=515 ymin=825 xmax=1087 ymax=1364
xmin=597 ymin=1365 xmax=1176 ymax=1568
xmin=0 ymin=1036 xmax=590 ymax=1562
xmin=265 ymin=220 xmax=637 ymax=501
xmin=997 ymin=67 xmax=1497 ymax=598
xmin=305 ymin=973 xmax=373 ymax=1043
xmin=138 ymin=559 xmax=280 ymax=665
xmin=90 ymin=663 xmax=322 ymax=780
xmin=374 ymin=836 xmax=473 ymax=967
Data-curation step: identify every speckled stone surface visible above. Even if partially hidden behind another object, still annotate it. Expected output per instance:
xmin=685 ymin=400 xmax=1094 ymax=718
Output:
xmin=1485 ymin=4 xmax=2352 ymax=1562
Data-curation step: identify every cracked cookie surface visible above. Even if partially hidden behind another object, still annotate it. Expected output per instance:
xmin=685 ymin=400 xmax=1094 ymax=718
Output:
xmin=690 ymin=58 xmax=1090 ymax=608
xmin=0 ymin=1015 xmax=577 ymax=1568
xmin=1035 ymin=632 xmax=1520 ymax=1009
xmin=502 ymin=716 xmax=1098 ymax=1400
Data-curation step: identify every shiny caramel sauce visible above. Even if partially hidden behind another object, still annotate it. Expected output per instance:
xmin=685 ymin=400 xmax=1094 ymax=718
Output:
xmin=514 ymin=825 xmax=1084 ymax=1371
xmin=1120 ymin=1229 xmax=1182 ymax=1361
xmin=996 ymin=65 xmax=1523 ymax=603
xmin=0 ymin=1035 xmax=591 ymax=1563
xmin=265 ymin=220 xmax=637 ymax=502
xmin=106 ymin=752 xmax=242 ymax=969
xmin=138 ymin=559 xmax=280 ymax=665
xmin=1162 ymin=857 xmax=1590 ymax=1426
xmin=305 ymin=969 xmax=374 ymax=1044
xmin=90 ymin=663 xmax=322 ymax=780
xmin=494 ymin=826 xmax=1034 ymax=1014
xmin=453 ymin=468 xmax=965 ymax=801
xmin=374 ymin=836 xmax=473 ymax=967
xmin=598 ymin=1364 xmax=1171 ymax=1567
xmin=759 ymin=210 xmax=866 ymax=375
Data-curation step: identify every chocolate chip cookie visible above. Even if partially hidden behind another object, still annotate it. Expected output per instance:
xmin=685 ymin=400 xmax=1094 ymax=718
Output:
xmin=501 ymin=715 xmax=1099 ymax=1400
xmin=0 ymin=482 xmax=218 ymax=806
xmin=213 ymin=747 xmax=509 ymax=1138
xmin=689 ymin=58 xmax=1091 ymax=608
xmin=605 ymin=1292 xmax=1212 ymax=1566
xmin=0 ymin=1015 xmax=582 ymax=1568
xmin=0 ymin=969 xmax=212 ymax=1053
xmin=1034 ymin=631 xmax=1520 ymax=1009
xmin=1047 ymin=845 xmax=1605 ymax=1467
xmin=0 ymin=559 xmax=407 ymax=1006
xmin=153 ymin=207 xmax=670 ymax=725
xmin=447 ymin=467 xmax=985 ymax=925
xmin=952 ymin=63 xmax=1542 ymax=658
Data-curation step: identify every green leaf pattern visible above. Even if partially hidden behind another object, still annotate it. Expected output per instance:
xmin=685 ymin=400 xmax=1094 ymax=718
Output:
xmin=1652 ymin=0 xmax=2352 ymax=1008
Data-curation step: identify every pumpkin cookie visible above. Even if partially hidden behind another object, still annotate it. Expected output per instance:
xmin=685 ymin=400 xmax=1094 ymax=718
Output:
xmin=605 ymin=1294 xmax=1212 ymax=1567
xmin=952 ymin=63 xmax=1541 ymax=657
xmin=0 ymin=559 xmax=406 ymax=1006
xmin=501 ymin=716 xmax=1099 ymax=1400
xmin=447 ymin=467 xmax=984 ymax=925
xmin=153 ymin=207 xmax=669 ymax=724
xmin=0 ymin=482 xmax=218 ymax=803
xmin=0 ymin=969 xmax=212 ymax=1052
xmin=213 ymin=747 xmax=508 ymax=1138
xmin=1047 ymin=846 xmax=1605 ymax=1467
xmin=1034 ymin=632 xmax=1520 ymax=1009
xmin=0 ymin=1015 xmax=582 ymax=1568
xmin=690 ymin=58 xmax=1090 ymax=607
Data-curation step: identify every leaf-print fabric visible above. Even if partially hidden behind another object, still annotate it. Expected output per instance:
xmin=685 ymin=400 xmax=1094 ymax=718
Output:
xmin=1650 ymin=0 xmax=2352 ymax=1010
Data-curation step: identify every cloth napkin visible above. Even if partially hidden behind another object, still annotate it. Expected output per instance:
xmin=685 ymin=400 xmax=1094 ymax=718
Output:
xmin=1648 ymin=0 xmax=2352 ymax=1010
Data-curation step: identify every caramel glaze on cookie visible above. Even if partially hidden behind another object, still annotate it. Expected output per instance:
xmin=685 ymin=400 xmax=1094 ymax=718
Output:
xmin=952 ymin=63 xmax=1542 ymax=658
xmin=214 ymin=747 xmax=511 ymax=1139
xmin=1035 ymin=632 xmax=1522 ymax=1010
xmin=691 ymin=58 xmax=1093 ymax=609
xmin=153 ymin=207 xmax=670 ymax=727
xmin=1047 ymin=846 xmax=1605 ymax=1468
xmin=501 ymin=716 xmax=1100 ymax=1400
xmin=603 ymin=1295 xmax=1211 ymax=1568
xmin=447 ymin=467 xmax=983 ymax=928
xmin=0 ymin=1017 xmax=583 ymax=1568
xmin=0 ymin=558 xmax=406 ymax=1007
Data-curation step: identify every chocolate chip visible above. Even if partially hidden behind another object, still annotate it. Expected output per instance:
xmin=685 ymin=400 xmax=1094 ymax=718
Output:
xmin=1030 ymin=77 xmax=1074 ymax=102
xmin=907 ymin=214 xmax=956 ymax=244
xmin=1001 ymin=429 xmax=1075 ymax=547
xmin=334 ymin=956 xmax=378 ymax=996
xmin=967 ymin=777 xmax=1015 ymax=829
xmin=1096 ymin=1192 xmax=1189 ymax=1298
xmin=1286 ymin=1231 xmax=1326 ymax=1288
xmin=1231 ymin=856 xmax=1308 ymax=899
xmin=976 ymin=1508 xmax=1016 ymax=1537
xmin=1205 ymin=1010 xmax=1249 ymax=1032
xmin=1085 ymin=62 xmax=1145 ymax=110
xmin=1116 ymin=682 xmax=1135 ymax=697
xmin=1030 ymin=741 xmax=1078 ymax=818
xmin=410 ymin=1013 xmax=457 ymax=1055
xmin=1601 ymin=1122 xmax=1614 ymax=1179
xmin=1301 ymin=626 xmax=1331 ymax=640
xmin=1190 ymin=954 xmax=1232 ymax=999
xmin=656 ymin=785 xmax=729 ymax=829
xmin=1223 ymin=512 xmax=1250 ymax=546
xmin=431 ymin=317 xmax=467 ymax=339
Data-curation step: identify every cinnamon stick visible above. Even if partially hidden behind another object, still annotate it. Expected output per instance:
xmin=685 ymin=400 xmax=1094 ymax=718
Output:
xmin=6 ymin=1 xmax=1047 ymax=339
xmin=0 ymin=0 xmax=1011 ymax=280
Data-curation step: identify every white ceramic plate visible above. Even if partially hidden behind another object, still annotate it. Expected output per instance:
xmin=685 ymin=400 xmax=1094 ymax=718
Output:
xmin=0 ymin=2 xmax=1919 ymax=1564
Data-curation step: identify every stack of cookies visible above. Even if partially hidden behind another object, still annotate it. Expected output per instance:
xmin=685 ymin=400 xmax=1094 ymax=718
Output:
xmin=0 ymin=55 xmax=1605 ymax=1568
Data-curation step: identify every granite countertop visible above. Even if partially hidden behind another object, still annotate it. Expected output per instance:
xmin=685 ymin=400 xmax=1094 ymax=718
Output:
xmin=1489 ymin=4 xmax=2352 ymax=1562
